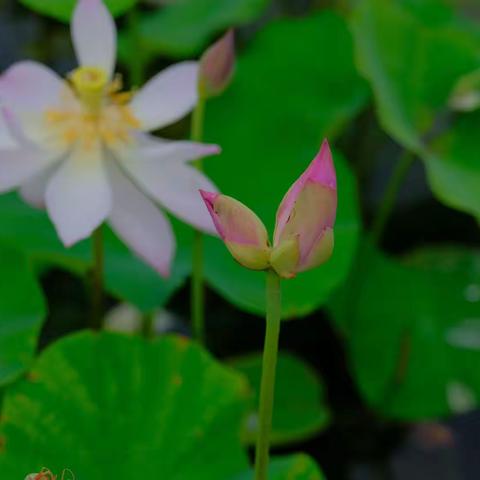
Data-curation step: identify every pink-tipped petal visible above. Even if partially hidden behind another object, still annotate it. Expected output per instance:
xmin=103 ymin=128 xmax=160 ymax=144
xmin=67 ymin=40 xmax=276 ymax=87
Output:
xmin=72 ymin=0 xmax=117 ymax=77
xmin=130 ymin=62 xmax=198 ymax=131
xmin=199 ymin=189 xmax=218 ymax=208
xmin=45 ymin=143 xmax=112 ymax=246
xmin=199 ymin=190 xmax=222 ymax=237
xmin=274 ymin=140 xmax=337 ymax=246
xmin=272 ymin=140 xmax=337 ymax=275
xmin=199 ymin=29 xmax=235 ymax=98
xmin=200 ymin=192 xmax=271 ymax=270
xmin=114 ymin=139 xmax=220 ymax=234
xmin=309 ymin=139 xmax=336 ymax=189
xmin=107 ymin=159 xmax=174 ymax=277
xmin=277 ymin=181 xmax=336 ymax=264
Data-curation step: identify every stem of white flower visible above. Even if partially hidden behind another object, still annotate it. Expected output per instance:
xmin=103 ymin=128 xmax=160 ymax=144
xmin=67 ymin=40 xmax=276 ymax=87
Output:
xmin=190 ymin=95 xmax=207 ymax=344
xmin=90 ymin=226 xmax=104 ymax=330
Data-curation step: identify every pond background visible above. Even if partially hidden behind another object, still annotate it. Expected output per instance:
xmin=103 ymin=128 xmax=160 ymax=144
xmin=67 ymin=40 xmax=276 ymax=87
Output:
xmin=1 ymin=0 xmax=480 ymax=479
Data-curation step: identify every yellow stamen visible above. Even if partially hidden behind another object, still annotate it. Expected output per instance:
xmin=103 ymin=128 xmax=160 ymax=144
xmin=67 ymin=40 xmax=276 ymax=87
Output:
xmin=45 ymin=71 xmax=141 ymax=152
xmin=69 ymin=66 xmax=108 ymax=114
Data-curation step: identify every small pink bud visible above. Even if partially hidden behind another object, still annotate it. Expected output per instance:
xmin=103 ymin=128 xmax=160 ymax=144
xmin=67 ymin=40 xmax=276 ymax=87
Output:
xmin=200 ymin=190 xmax=271 ymax=270
xmin=199 ymin=30 xmax=235 ymax=98
xmin=271 ymin=140 xmax=337 ymax=278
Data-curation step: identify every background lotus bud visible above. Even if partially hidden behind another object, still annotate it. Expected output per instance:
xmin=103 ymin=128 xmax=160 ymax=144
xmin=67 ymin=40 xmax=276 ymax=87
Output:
xmin=200 ymin=190 xmax=271 ymax=270
xmin=449 ymin=68 xmax=480 ymax=112
xmin=199 ymin=30 xmax=235 ymax=98
xmin=272 ymin=140 xmax=337 ymax=278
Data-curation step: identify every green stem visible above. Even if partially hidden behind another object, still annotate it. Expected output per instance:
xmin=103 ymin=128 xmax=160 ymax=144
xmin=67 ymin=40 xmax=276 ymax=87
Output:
xmin=191 ymin=95 xmax=206 ymax=145
xmin=254 ymin=270 xmax=282 ymax=480
xmin=371 ymin=151 xmax=415 ymax=245
xmin=190 ymin=95 xmax=207 ymax=343
xmin=191 ymin=230 xmax=205 ymax=343
xmin=127 ymin=7 xmax=145 ymax=87
xmin=91 ymin=226 xmax=104 ymax=330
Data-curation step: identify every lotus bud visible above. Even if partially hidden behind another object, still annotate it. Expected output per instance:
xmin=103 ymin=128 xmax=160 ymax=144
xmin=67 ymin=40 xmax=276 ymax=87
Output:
xmin=198 ymin=30 xmax=235 ymax=98
xmin=271 ymin=140 xmax=337 ymax=278
xmin=200 ymin=190 xmax=271 ymax=270
xmin=199 ymin=140 xmax=337 ymax=279
xmin=449 ymin=68 xmax=480 ymax=112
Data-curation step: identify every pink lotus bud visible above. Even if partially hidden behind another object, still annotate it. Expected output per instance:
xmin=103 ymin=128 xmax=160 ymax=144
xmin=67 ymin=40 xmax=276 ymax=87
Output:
xmin=200 ymin=190 xmax=271 ymax=270
xmin=199 ymin=140 xmax=336 ymax=279
xmin=199 ymin=30 xmax=235 ymax=98
xmin=271 ymin=140 xmax=337 ymax=279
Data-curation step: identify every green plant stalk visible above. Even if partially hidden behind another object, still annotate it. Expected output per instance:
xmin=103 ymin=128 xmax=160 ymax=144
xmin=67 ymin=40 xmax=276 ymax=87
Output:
xmin=91 ymin=226 xmax=104 ymax=330
xmin=192 ymin=229 xmax=205 ymax=342
xmin=191 ymin=95 xmax=206 ymax=142
xmin=254 ymin=269 xmax=282 ymax=480
xmin=371 ymin=151 xmax=415 ymax=245
xmin=190 ymin=95 xmax=207 ymax=344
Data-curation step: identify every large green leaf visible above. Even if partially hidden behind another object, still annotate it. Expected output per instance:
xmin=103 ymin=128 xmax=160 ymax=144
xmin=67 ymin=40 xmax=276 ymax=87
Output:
xmin=137 ymin=0 xmax=271 ymax=58
xmin=329 ymin=241 xmax=480 ymax=420
xmin=233 ymin=454 xmax=326 ymax=480
xmin=351 ymin=0 xmax=480 ymax=219
xmin=201 ymin=11 xmax=367 ymax=317
xmin=0 ymin=193 xmax=190 ymax=312
xmin=0 ymin=245 xmax=45 ymax=386
xmin=232 ymin=353 xmax=330 ymax=446
xmin=20 ymin=0 xmax=136 ymax=21
xmin=0 ymin=331 xmax=250 ymax=478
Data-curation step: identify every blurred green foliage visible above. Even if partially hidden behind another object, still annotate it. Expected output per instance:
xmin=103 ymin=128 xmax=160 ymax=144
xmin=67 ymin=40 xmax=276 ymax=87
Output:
xmin=137 ymin=0 xmax=271 ymax=58
xmin=0 ymin=244 xmax=45 ymax=386
xmin=352 ymin=0 xmax=480 ymax=220
xmin=0 ymin=332 xmax=251 ymax=478
xmin=233 ymin=352 xmax=330 ymax=446
xmin=1 ymin=0 xmax=480 ymax=477
xmin=330 ymin=240 xmax=480 ymax=419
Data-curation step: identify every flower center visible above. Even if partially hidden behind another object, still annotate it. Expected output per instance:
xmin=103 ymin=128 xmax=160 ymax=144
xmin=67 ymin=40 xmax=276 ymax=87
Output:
xmin=69 ymin=66 xmax=108 ymax=114
xmin=44 ymin=69 xmax=141 ymax=152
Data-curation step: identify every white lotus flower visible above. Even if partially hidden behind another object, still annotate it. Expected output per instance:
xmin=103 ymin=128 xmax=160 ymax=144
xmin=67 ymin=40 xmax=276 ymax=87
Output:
xmin=0 ymin=0 xmax=220 ymax=276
